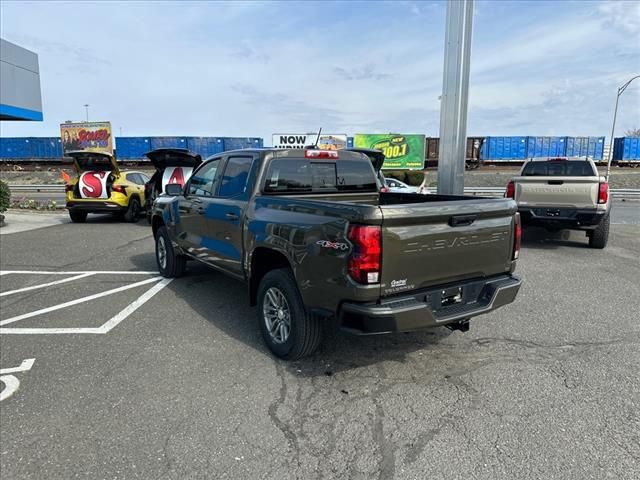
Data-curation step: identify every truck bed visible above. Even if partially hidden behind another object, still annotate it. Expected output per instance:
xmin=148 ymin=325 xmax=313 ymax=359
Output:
xmin=255 ymin=191 xmax=517 ymax=308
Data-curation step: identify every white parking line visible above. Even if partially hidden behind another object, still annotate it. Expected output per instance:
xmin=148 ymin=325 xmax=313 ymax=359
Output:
xmin=0 ymin=276 xmax=163 ymax=327
xmin=97 ymin=278 xmax=172 ymax=333
xmin=0 ymin=376 xmax=20 ymax=402
xmin=0 ymin=270 xmax=159 ymax=275
xmin=0 ymin=278 xmax=173 ymax=335
xmin=0 ymin=358 xmax=35 ymax=375
xmin=0 ymin=358 xmax=35 ymax=402
xmin=0 ymin=272 xmax=96 ymax=297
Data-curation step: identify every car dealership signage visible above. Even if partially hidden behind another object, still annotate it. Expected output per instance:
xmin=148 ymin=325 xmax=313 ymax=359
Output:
xmin=60 ymin=121 xmax=113 ymax=155
xmin=272 ymin=133 xmax=348 ymax=150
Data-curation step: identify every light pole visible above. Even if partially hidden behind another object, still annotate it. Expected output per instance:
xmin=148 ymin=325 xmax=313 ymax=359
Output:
xmin=436 ymin=0 xmax=474 ymax=195
xmin=606 ymin=75 xmax=640 ymax=180
xmin=83 ymin=104 xmax=89 ymax=123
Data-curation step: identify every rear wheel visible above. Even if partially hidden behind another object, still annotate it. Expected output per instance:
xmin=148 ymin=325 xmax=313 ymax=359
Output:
xmin=257 ymin=268 xmax=322 ymax=360
xmin=589 ymin=213 xmax=610 ymax=249
xmin=124 ymin=197 xmax=141 ymax=222
xmin=69 ymin=210 xmax=87 ymax=223
xmin=155 ymin=226 xmax=186 ymax=277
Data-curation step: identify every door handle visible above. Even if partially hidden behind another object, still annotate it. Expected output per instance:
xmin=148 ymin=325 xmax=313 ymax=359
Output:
xmin=449 ymin=214 xmax=477 ymax=227
xmin=225 ymin=212 xmax=239 ymax=221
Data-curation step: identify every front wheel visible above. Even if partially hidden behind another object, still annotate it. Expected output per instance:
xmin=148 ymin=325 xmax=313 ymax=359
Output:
xmin=155 ymin=226 xmax=186 ymax=277
xmin=589 ymin=213 xmax=610 ymax=249
xmin=69 ymin=210 xmax=87 ymax=223
xmin=257 ymin=269 xmax=322 ymax=360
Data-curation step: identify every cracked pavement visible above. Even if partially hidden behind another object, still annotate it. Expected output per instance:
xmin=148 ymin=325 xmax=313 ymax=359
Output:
xmin=0 ymin=214 xmax=638 ymax=479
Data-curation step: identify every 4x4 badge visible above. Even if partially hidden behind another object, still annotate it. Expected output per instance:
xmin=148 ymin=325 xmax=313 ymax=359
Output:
xmin=316 ymin=240 xmax=349 ymax=251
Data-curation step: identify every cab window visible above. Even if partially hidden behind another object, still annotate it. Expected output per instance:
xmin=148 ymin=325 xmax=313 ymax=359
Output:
xmin=521 ymin=161 xmax=596 ymax=176
xmin=218 ymin=156 xmax=252 ymax=197
xmin=263 ymin=159 xmax=377 ymax=194
xmin=188 ymin=159 xmax=221 ymax=196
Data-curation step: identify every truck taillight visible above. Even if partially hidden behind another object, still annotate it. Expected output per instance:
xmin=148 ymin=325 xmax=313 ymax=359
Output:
xmin=348 ymin=225 xmax=381 ymax=284
xmin=513 ymin=212 xmax=521 ymax=260
xmin=304 ymin=150 xmax=339 ymax=159
xmin=598 ymin=182 xmax=608 ymax=204
xmin=112 ymin=184 xmax=126 ymax=194
xmin=505 ymin=181 xmax=515 ymax=199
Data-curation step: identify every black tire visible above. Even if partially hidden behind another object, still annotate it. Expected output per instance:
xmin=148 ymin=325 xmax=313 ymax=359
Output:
xmin=257 ymin=268 xmax=322 ymax=360
xmin=124 ymin=197 xmax=141 ymax=223
xmin=155 ymin=226 xmax=186 ymax=277
xmin=69 ymin=210 xmax=88 ymax=223
xmin=589 ymin=213 xmax=610 ymax=249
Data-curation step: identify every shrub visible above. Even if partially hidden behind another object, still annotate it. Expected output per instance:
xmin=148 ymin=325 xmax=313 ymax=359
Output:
xmin=0 ymin=180 xmax=10 ymax=213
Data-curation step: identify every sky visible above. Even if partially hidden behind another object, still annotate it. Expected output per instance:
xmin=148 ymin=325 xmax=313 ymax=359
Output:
xmin=0 ymin=0 xmax=639 ymax=144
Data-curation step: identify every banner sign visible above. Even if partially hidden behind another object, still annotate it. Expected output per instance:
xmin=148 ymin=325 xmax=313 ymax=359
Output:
xmin=60 ymin=121 xmax=113 ymax=155
xmin=162 ymin=166 xmax=193 ymax=193
xmin=78 ymin=171 xmax=110 ymax=199
xmin=272 ymin=133 xmax=347 ymax=150
xmin=354 ymin=134 xmax=425 ymax=170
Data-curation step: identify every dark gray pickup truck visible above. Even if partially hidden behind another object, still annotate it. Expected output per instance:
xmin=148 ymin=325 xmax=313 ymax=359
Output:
xmin=151 ymin=148 xmax=522 ymax=359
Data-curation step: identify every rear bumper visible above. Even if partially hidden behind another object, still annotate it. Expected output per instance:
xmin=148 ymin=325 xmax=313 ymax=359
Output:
xmin=66 ymin=201 xmax=127 ymax=213
xmin=338 ymin=274 xmax=522 ymax=335
xmin=518 ymin=206 xmax=606 ymax=229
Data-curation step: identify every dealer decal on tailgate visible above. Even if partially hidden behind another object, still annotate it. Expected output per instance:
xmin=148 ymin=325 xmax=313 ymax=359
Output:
xmin=162 ymin=167 xmax=193 ymax=192
xmin=79 ymin=171 xmax=110 ymax=199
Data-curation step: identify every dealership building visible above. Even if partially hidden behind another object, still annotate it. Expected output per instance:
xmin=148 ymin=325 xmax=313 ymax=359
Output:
xmin=0 ymin=38 xmax=43 ymax=121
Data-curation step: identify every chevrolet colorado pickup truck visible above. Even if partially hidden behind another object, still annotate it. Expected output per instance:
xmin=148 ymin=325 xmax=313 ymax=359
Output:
xmin=506 ymin=158 xmax=611 ymax=248
xmin=151 ymin=148 xmax=522 ymax=359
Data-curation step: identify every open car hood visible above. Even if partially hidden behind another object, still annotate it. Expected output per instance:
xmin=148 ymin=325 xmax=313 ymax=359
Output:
xmin=65 ymin=150 xmax=120 ymax=175
xmin=346 ymin=148 xmax=385 ymax=172
xmin=144 ymin=148 xmax=202 ymax=170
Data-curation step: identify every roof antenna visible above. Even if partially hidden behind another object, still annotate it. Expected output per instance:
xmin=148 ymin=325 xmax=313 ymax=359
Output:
xmin=313 ymin=128 xmax=323 ymax=148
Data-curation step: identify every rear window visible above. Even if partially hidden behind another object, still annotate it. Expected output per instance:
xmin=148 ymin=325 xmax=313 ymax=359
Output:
xmin=521 ymin=161 xmax=596 ymax=176
xmin=75 ymin=157 xmax=113 ymax=171
xmin=263 ymin=159 xmax=377 ymax=194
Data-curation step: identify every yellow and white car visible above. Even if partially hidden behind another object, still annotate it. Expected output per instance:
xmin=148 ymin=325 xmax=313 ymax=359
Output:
xmin=65 ymin=151 xmax=149 ymax=223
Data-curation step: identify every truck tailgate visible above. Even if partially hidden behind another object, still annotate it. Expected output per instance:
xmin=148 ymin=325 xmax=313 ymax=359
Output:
xmin=515 ymin=176 xmax=599 ymax=208
xmin=379 ymin=198 xmax=516 ymax=296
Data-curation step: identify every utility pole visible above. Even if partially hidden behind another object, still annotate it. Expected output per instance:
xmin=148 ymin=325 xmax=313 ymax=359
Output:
xmin=436 ymin=0 xmax=474 ymax=195
xmin=83 ymin=104 xmax=89 ymax=123
xmin=606 ymin=75 xmax=639 ymax=180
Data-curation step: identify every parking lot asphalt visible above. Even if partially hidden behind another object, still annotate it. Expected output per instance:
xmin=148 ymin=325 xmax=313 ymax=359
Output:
xmin=1 ymin=209 xmax=639 ymax=479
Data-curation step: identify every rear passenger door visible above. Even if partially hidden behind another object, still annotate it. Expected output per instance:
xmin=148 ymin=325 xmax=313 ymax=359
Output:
xmin=203 ymin=155 xmax=254 ymax=277
xmin=125 ymin=172 xmax=146 ymax=202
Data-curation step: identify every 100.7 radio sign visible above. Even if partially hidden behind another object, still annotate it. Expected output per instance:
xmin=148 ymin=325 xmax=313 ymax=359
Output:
xmin=354 ymin=134 xmax=425 ymax=170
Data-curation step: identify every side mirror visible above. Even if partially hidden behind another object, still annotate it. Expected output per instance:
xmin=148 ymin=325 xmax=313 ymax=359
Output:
xmin=165 ymin=183 xmax=183 ymax=196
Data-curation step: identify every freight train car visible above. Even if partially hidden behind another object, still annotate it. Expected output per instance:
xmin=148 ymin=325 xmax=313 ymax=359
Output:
xmin=480 ymin=136 xmax=527 ymax=161
xmin=115 ymin=136 xmax=224 ymax=159
xmin=0 ymin=137 xmax=63 ymax=159
xmin=613 ymin=137 xmax=640 ymax=163
xmin=425 ymin=137 xmax=485 ymax=168
xmin=564 ymin=136 xmax=605 ymax=160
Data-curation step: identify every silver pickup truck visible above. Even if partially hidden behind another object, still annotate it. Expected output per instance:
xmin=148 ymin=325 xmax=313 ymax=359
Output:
xmin=506 ymin=158 xmax=611 ymax=248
